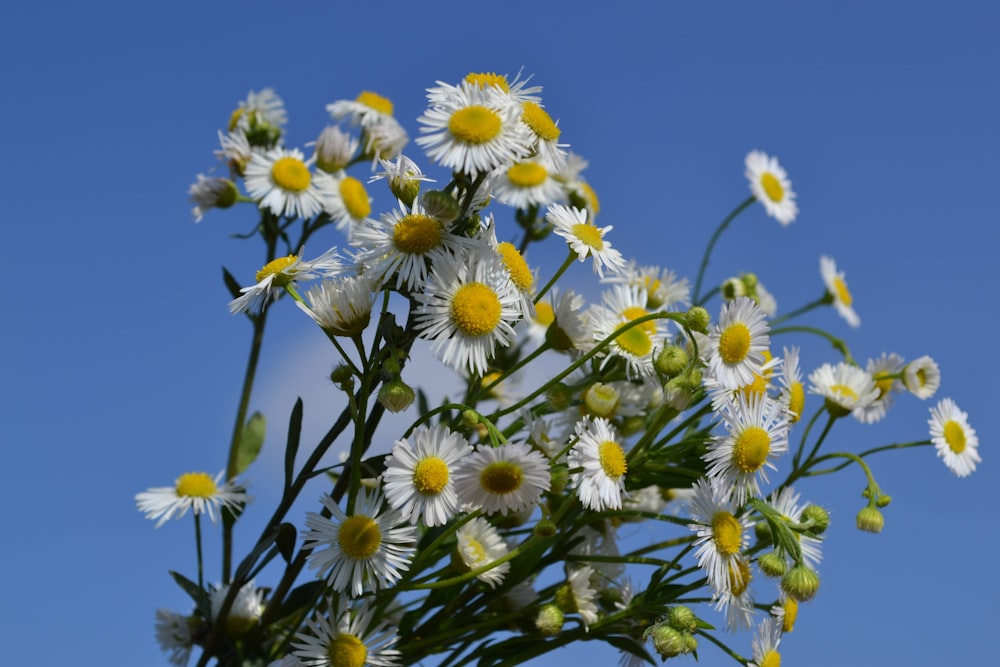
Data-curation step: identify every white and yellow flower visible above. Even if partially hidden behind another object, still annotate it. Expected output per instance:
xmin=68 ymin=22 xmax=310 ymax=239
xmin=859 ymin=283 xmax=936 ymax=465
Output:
xmin=687 ymin=477 xmax=752 ymax=595
xmin=808 ymin=361 xmax=879 ymax=418
xmin=855 ymin=352 xmax=906 ymax=423
xmin=704 ymin=296 xmax=771 ymax=390
xmin=820 ymin=255 xmax=860 ymax=328
xmin=569 ymin=416 xmax=629 ymax=511
xmin=136 ymin=471 xmax=248 ymax=528
xmin=903 ymin=355 xmax=941 ymax=399
xmin=546 ymin=204 xmax=626 ymax=278
xmin=452 ymin=442 xmax=550 ymax=515
xmin=296 ymin=274 xmax=375 ymax=338
xmin=745 ymin=150 xmax=798 ymax=226
xmin=456 ymin=517 xmax=511 ymax=588
xmin=293 ymin=597 xmax=401 ymax=667
xmin=244 ymin=147 xmax=325 ymax=219
xmin=929 ymin=398 xmax=980 ymax=477
xmin=493 ymin=158 xmax=564 ymax=210
xmin=316 ymin=170 xmax=373 ymax=237
xmin=228 ymin=248 xmax=343 ymax=315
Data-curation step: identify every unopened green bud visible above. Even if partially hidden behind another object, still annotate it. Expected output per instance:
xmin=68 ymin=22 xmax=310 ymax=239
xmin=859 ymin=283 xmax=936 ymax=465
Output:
xmin=801 ymin=504 xmax=830 ymax=533
xmin=682 ymin=632 xmax=698 ymax=653
xmin=389 ymin=175 xmax=422 ymax=208
xmin=758 ymin=552 xmax=787 ymax=578
xmin=754 ymin=520 xmax=773 ymax=544
xmin=583 ymin=382 xmax=619 ymax=418
xmin=685 ymin=306 xmax=710 ymax=333
xmin=741 ymin=272 xmax=758 ymax=290
xmin=553 ymin=583 xmax=575 ymax=614
xmin=378 ymin=379 xmax=415 ymax=413
xmin=667 ymin=605 xmax=697 ymax=633
xmin=461 ymin=409 xmax=480 ymax=428
xmin=721 ymin=277 xmax=745 ymax=300
xmin=781 ymin=564 xmax=820 ymax=602
xmin=856 ymin=506 xmax=885 ymax=533
xmin=655 ymin=345 xmax=689 ymax=378
xmin=420 ymin=190 xmax=461 ymax=224
xmin=646 ymin=623 xmax=685 ymax=659
xmin=534 ymin=518 xmax=557 ymax=538
xmin=663 ymin=376 xmax=694 ymax=411
xmin=535 ymin=604 xmax=564 ymax=637
xmin=330 ymin=364 xmax=354 ymax=390
xmin=549 ymin=466 xmax=569 ymax=495
xmin=824 ymin=397 xmax=852 ymax=419
xmin=876 ymin=494 xmax=892 ymax=508
xmin=546 ymin=383 xmax=573 ymax=411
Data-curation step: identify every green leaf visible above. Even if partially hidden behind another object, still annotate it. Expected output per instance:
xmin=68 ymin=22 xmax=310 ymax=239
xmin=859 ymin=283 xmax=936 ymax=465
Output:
xmin=277 ymin=522 xmax=296 ymax=563
xmin=169 ymin=570 xmax=208 ymax=615
xmin=234 ymin=411 xmax=266 ymax=476
xmin=605 ymin=636 xmax=655 ymax=666
xmin=222 ymin=266 xmax=244 ymax=300
xmin=284 ymin=399 xmax=303 ymax=493
xmin=749 ymin=498 xmax=803 ymax=564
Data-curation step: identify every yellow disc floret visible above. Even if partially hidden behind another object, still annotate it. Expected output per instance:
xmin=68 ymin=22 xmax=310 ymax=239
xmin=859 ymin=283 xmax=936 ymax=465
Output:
xmin=465 ymin=72 xmax=509 ymax=92
xmin=480 ymin=461 xmax=524 ymax=495
xmin=760 ymin=172 xmax=785 ymax=203
xmin=413 ymin=456 xmax=450 ymax=495
xmin=598 ymin=440 xmax=628 ymax=480
xmin=327 ymin=633 xmax=368 ymax=667
xmin=719 ymin=323 xmax=752 ymax=364
xmin=534 ymin=302 xmax=555 ymax=327
xmin=616 ymin=326 xmax=653 ymax=357
xmin=393 ymin=214 xmax=443 ymax=255
xmin=337 ymin=515 xmax=382 ymax=560
xmin=832 ymin=276 xmax=853 ymax=306
xmin=356 ymin=90 xmax=394 ymax=115
xmin=728 ymin=558 xmax=752 ymax=596
xmin=788 ymin=382 xmax=806 ymax=423
xmin=522 ymin=102 xmax=561 ymax=141
xmin=571 ymin=223 xmax=605 ymax=251
xmin=451 ymin=283 xmax=502 ymax=336
xmin=339 ymin=177 xmax=371 ymax=219
xmin=255 ymin=255 xmax=298 ymax=285
xmin=782 ymin=597 xmax=799 ymax=633
xmin=448 ymin=106 xmax=502 ymax=144
xmin=943 ymin=420 xmax=966 ymax=453
xmin=175 ymin=472 xmax=218 ymax=498
xmin=760 ymin=649 xmax=781 ymax=667
xmin=271 ymin=156 xmax=311 ymax=192
xmin=732 ymin=426 xmax=770 ymax=473
xmin=497 ymin=242 xmax=534 ymax=291
xmin=507 ymin=162 xmax=548 ymax=188
xmin=711 ymin=511 xmax=743 ymax=555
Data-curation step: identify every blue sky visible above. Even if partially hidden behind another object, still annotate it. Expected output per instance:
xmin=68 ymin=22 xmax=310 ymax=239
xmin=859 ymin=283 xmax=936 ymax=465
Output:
xmin=3 ymin=1 xmax=998 ymax=665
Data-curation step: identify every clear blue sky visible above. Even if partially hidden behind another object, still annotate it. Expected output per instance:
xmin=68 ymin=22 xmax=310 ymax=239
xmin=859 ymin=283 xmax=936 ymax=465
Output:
xmin=3 ymin=1 xmax=997 ymax=665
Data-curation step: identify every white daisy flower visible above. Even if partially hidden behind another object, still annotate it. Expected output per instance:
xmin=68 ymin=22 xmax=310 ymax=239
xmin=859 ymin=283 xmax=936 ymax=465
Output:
xmin=588 ymin=284 xmax=665 ymax=378
xmin=351 ymin=199 xmax=471 ymax=292
xmin=770 ymin=592 xmax=799 ymax=633
xmin=136 ymin=471 xmax=248 ymax=528
xmin=546 ymin=204 xmax=626 ymax=278
xmin=228 ymin=248 xmax=343 ymax=315
xmin=569 ymin=417 xmax=629 ymax=511
xmin=493 ymin=158 xmax=564 ymax=210
xmin=820 ymin=255 xmax=860 ymax=328
xmin=369 ymin=154 xmax=435 ymax=202
xmin=745 ymin=150 xmax=798 ymax=226
xmin=778 ymin=346 xmax=806 ymax=423
xmin=413 ymin=247 xmax=523 ymax=377
xmin=417 ymin=80 xmax=532 ymax=176
xmin=808 ymin=361 xmax=879 ymax=418
xmin=748 ymin=617 xmax=783 ymax=667
xmin=313 ymin=125 xmax=359 ymax=174
xmin=603 ymin=260 xmax=691 ymax=311
xmin=929 ymin=398 xmax=980 ymax=477
xmin=209 ymin=580 xmax=265 ymax=637
xmin=328 ymin=90 xmax=397 ymax=129
xmin=714 ymin=555 xmax=757 ymax=631
xmin=460 ymin=70 xmax=544 ymax=105
xmin=563 ymin=565 xmax=599 ymax=629
xmin=215 ymin=129 xmax=254 ymax=176
xmin=302 ymin=487 xmax=417 ymax=598
xmin=704 ymin=296 xmax=771 ymax=390
xmin=524 ymin=287 xmax=590 ymax=352
xmin=704 ymin=394 xmax=790 ymax=505
xmin=228 ymin=88 xmax=287 ymax=141
xmin=456 ymin=516 xmax=511 ymax=588
xmin=296 ymin=274 xmax=375 ymax=338
xmin=903 ymin=355 xmax=941 ymax=399
xmin=315 ymin=170 xmax=372 ymax=238
xmin=189 ymin=174 xmax=238 ymax=222
xmin=765 ymin=486 xmax=823 ymax=568
xmin=382 ymin=423 xmax=472 ymax=527
xmin=703 ymin=350 xmax=782 ymax=414
xmin=517 ymin=407 xmax=565 ymax=460
xmin=687 ymin=477 xmax=752 ymax=595
xmin=155 ymin=609 xmax=196 ymax=667
xmin=363 ymin=115 xmax=410 ymax=162
xmin=293 ymin=597 xmax=401 ymax=667
xmin=478 ymin=219 xmax=536 ymax=319
xmin=855 ymin=352 xmax=906 ymax=424
xmin=520 ymin=100 xmax=569 ymax=171
xmin=452 ymin=442 xmax=551 ymax=515
xmin=244 ymin=147 xmax=326 ymax=219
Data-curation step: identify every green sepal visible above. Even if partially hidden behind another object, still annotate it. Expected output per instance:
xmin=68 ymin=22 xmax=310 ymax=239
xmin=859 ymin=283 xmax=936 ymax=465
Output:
xmin=749 ymin=498 xmax=804 ymax=564
xmin=234 ymin=411 xmax=266 ymax=476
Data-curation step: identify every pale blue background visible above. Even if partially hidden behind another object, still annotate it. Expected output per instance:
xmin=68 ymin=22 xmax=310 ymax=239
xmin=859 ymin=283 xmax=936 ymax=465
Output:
xmin=3 ymin=1 xmax=997 ymax=665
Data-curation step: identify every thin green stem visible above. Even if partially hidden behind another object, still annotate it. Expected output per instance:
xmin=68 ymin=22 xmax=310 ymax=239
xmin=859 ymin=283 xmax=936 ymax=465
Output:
xmin=534 ymin=249 xmax=576 ymax=304
xmin=771 ymin=325 xmax=854 ymax=364
xmin=770 ymin=293 xmax=832 ymax=326
xmin=693 ymin=195 xmax=755 ymax=305
xmin=194 ymin=513 xmax=204 ymax=592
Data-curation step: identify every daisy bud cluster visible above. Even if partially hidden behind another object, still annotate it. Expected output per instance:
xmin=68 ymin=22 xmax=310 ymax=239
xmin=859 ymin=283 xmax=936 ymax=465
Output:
xmin=141 ymin=71 xmax=980 ymax=667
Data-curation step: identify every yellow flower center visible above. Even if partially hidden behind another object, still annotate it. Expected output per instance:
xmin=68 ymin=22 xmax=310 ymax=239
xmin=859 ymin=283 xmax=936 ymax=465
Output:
xmin=255 ymin=255 xmax=298 ymax=284
xmin=598 ymin=440 xmax=628 ymax=479
xmin=507 ymin=162 xmax=548 ymax=188
xmin=393 ymin=213 xmax=443 ymax=255
xmin=916 ymin=368 xmax=928 ymax=387
xmin=788 ymin=382 xmax=805 ymax=423
xmin=711 ymin=511 xmax=743 ymax=555
xmin=448 ymin=106 xmax=502 ymax=144
xmin=760 ymin=649 xmax=781 ymax=667
xmin=582 ymin=183 xmax=600 ymax=215
xmin=451 ymin=282 xmax=502 ymax=337
xmin=337 ymin=515 xmax=382 ymax=560
xmin=465 ymin=72 xmax=509 ymax=92
xmin=356 ymin=90 xmax=394 ymax=115
xmin=732 ymin=426 xmax=770 ymax=473
xmin=616 ymin=325 xmax=653 ymax=357
xmin=339 ymin=176 xmax=371 ymax=219
xmin=571 ymin=223 xmax=604 ymax=251
xmin=413 ymin=456 xmax=450 ymax=495
xmin=718 ymin=322 xmax=751 ymax=364
xmin=782 ymin=597 xmax=799 ymax=633
xmin=832 ymin=276 xmax=853 ymax=306
xmin=462 ymin=535 xmax=487 ymax=566
xmin=728 ymin=558 xmax=752 ymax=596
xmin=175 ymin=472 xmax=218 ymax=498
xmin=760 ymin=172 xmax=785 ymax=202
xmin=534 ymin=302 xmax=555 ymax=327
xmin=875 ymin=375 xmax=894 ymax=399
xmin=741 ymin=374 xmax=769 ymax=401
xmin=497 ymin=242 xmax=534 ymax=291
xmin=522 ymin=101 xmax=561 ymax=141
xmin=622 ymin=306 xmax=656 ymax=336
xmin=271 ymin=156 xmax=311 ymax=192
xmin=479 ymin=461 xmax=524 ymax=495
xmin=327 ymin=633 xmax=368 ymax=667
xmin=943 ymin=420 xmax=966 ymax=453
xmin=829 ymin=384 xmax=857 ymax=402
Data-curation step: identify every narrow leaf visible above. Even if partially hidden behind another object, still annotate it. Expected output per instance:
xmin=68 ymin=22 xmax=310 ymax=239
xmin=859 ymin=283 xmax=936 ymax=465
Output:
xmin=234 ymin=411 xmax=266 ymax=476
xmin=276 ymin=522 xmax=296 ymax=564
xmin=284 ymin=399 xmax=303 ymax=493
xmin=222 ymin=266 xmax=243 ymax=300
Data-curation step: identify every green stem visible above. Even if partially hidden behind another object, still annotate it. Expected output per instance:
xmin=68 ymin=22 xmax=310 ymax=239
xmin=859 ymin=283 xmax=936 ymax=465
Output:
xmin=770 ymin=325 xmax=854 ymax=364
xmin=534 ymin=249 xmax=577 ymax=304
xmin=194 ymin=513 xmax=204 ymax=592
xmin=769 ymin=293 xmax=832 ymax=326
xmin=693 ymin=195 xmax=755 ymax=305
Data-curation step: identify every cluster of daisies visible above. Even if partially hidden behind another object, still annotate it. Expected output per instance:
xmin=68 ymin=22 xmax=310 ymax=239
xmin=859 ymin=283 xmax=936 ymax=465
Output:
xmin=145 ymin=73 xmax=982 ymax=667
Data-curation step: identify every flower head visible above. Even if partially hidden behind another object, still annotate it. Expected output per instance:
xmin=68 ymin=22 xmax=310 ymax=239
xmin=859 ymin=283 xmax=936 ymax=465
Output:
xmin=687 ymin=478 xmax=752 ymax=595
xmin=244 ymin=147 xmax=325 ymax=219
xmin=855 ymin=352 xmax=905 ymax=423
xmin=456 ymin=517 xmax=511 ymax=588
xmin=293 ymin=597 xmax=401 ymax=667
xmin=569 ymin=417 xmax=629 ymax=511
xmin=453 ymin=442 xmax=550 ymax=515
xmin=808 ymin=361 xmax=879 ymax=418
xmin=820 ymin=256 xmax=860 ymax=328
xmin=136 ymin=471 xmax=248 ymax=528
xmin=929 ymin=398 xmax=980 ymax=477
xmin=297 ymin=274 xmax=375 ymax=337
xmin=903 ymin=355 xmax=941 ymax=399
xmin=704 ymin=296 xmax=771 ymax=390
xmin=745 ymin=150 xmax=797 ymax=225
xmin=546 ymin=204 xmax=626 ymax=278
xmin=228 ymin=248 xmax=343 ymax=315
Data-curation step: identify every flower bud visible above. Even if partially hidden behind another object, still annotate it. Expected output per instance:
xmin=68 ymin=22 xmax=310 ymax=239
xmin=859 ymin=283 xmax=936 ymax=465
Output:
xmin=667 ymin=605 xmax=697 ymax=633
xmin=682 ymin=632 xmax=698 ymax=653
xmin=461 ymin=409 xmax=480 ymax=429
xmin=421 ymin=190 xmax=461 ymax=224
xmin=654 ymin=345 xmax=689 ymax=379
xmin=662 ymin=376 xmax=694 ymax=411
xmin=546 ymin=383 xmax=573 ymax=411
xmin=330 ymin=364 xmax=354 ymax=390
xmin=782 ymin=564 xmax=820 ymax=602
xmin=685 ymin=306 xmax=711 ymax=333
xmin=534 ymin=519 xmax=557 ymax=538
xmin=801 ymin=504 xmax=830 ymax=533
xmin=535 ymin=604 xmax=564 ymax=637
xmin=754 ymin=520 xmax=773 ymax=544
xmin=378 ymin=379 xmax=415 ymax=413
xmin=856 ymin=506 xmax=885 ymax=533
xmin=741 ymin=272 xmax=759 ymax=290
xmin=721 ymin=277 xmax=746 ymax=300
xmin=758 ymin=551 xmax=787 ymax=578
xmin=549 ymin=466 xmax=569 ymax=495
xmin=876 ymin=494 xmax=892 ymax=508
xmin=583 ymin=382 xmax=619 ymax=418
xmin=389 ymin=174 xmax=422 ymax=209
xmin=646 ymin=623 xmax=685 ymax=659
xmin=315 ymin=125 xmax=357 ymax=173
